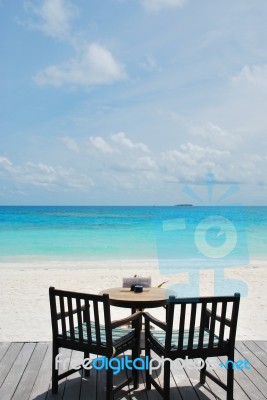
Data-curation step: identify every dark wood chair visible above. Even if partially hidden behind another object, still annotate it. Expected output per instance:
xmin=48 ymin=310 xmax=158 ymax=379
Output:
xmin=144 ymin=293 xmax=240 ymax=400
xmin=49 ymin=287 xmax=142 ymax=400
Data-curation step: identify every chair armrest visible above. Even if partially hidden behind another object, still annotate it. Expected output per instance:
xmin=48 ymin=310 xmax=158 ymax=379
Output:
xmin=143 ymin=312 xmax=167 ymax=331
xmin=111 ymin=311 xmax=142 ymax=329
xmin=206 ymin=309 xmax=231 ymax=327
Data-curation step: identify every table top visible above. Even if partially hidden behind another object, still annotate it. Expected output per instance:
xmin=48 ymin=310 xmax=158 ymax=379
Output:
xmin=98 ymin=287 xmax=175 ymax=309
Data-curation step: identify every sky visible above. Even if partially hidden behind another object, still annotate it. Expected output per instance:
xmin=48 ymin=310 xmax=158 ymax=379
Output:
xmin=1 ymin=0 xmax=267 ymax=205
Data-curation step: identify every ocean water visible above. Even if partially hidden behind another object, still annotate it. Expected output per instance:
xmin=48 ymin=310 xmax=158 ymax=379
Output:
xmin=0 ymin=206 xmax=266 ymax=263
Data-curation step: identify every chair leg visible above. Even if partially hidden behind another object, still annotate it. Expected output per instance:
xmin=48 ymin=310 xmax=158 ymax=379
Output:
xmin=84 ymin=352 xmax=90 ymax=377
xmin=106 ymin=359 xmax=113 ymax=400
xmin=52 ymin=343 xmax=59 ymax=394
xmin=200 ymin=357 xmax=207 ymax=384
xmin=227 ymin=357 xmax=234 ymax=400
xmin=163 ymin=360 xmax=170 ymax=400
xmin=132 ymin=347 xmax=139 ymax=389
xmin=145 ymin=342 xmax=151 ymax=390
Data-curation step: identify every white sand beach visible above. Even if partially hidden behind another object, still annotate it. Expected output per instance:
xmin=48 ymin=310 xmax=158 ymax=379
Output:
xmin=0 ymin=260 xmax=266 ymax=342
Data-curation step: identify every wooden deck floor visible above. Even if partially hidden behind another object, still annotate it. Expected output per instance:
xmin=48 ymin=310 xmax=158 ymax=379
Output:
xmin=0 ymin=341 xmax=266 ymax=400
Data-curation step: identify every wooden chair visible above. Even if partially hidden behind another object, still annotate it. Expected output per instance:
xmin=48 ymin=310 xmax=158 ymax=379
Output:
xmin=49 ymin=287 xmax=142 ymax=400
xmin=144 ymin=293 xmax=240 ymax=400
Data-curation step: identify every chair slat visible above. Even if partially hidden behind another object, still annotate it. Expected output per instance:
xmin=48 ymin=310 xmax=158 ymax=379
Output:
xmin=178 ymin=303 xmax=186 ymax=351
xmin=198 ymin=301 xmax=207 ymax=349
xmin=188 ymin=303 xmax=196 ymax=350
xmin=229 ymin=295 xmax=240 ymax=346
xmin=67 ymin=297 xmax=75 ymax=340
xmin=218 ymin=301 xmax=227 ymax=347
xmin=76 ymin=298 xmax=83 ymax=343
xmin=93 ymin=300 xmax=101 ymax=345
xmin=59 ymin=296 xmax=67 ymax=339
xmin=165 ymin=303 xmax=174 ymax=351
xmin=103 ymin=294 xmax=112 ymax=348
xmin=208 ymin=301 xmax=217 ymax=348
xmin=49 ymin=288 xmax=58 ymax=337
xmin=84 ymin=300 xmax=92 ymax=343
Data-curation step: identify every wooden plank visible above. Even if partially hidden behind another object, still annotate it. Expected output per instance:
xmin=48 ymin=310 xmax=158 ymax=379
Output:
xmin=120 ymin=352 xmax=134 ymax=400
xmin=80 ymin=353 xmax=98 ymax=400
xmin=29 ymin=343 xmax=52 ymax=400
xmin=171 ymin=359 xmax=200 ymax=400
xmin=95 ymin=352 xmax=133 ymax=400
xmin=146 ymin=351 xmax=165 ymax=400
xmin=12 ymin=342 xmax=48 ymax=400
xmin=46 ymin=347 xmax=72 ymax=400
xmin=95 ymin=354 xmax=107 ymax=400
xmin=0 ymin=342 xmax=36 ymax=399
xmin=254 ymin=341 xmax=267 ymax=357
xmin=204 ymin=357 xmax=229 ymax=400
xmin=0 ymin=343 xmax=11 ymax=362
xmin=236 ymin=341 xmax=267 ymax=382
xmin=213 ymin=356 xmax=251 ymax=400
xmin=151 ymin=350 xmax=183 ymax=400
xmin=112 ymin=354 xmax=131 ymax=400
xmin=62 ymin=350 xmax=83 ymax=400
xmin=243 ymin=341 xmax=267 ymax=367
xmin=0 ymin=343 xmax=24 ymax=387
xmin=96 ymin=356 xmax=133 ymax=400
xmin=234 ymin=344 xmax=267 ymax=399
xmin=184 ymin=360 xmax=217 ymax=400
xmin=129 ymin=368 xmax=148 ymax=400
xmin=229 ymin=349 xmax=266 ymax=400
xmin=124 ymin=352 xmax=148 ymax=400
xmin=169 ymin=370 xmax=185 ymax=400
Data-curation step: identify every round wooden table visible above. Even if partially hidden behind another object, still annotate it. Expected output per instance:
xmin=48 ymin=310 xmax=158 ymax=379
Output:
xmin=99 ymin=287 xmax=175 ymax=311
xmin=99 ymin=287 xmax=175 ymax=350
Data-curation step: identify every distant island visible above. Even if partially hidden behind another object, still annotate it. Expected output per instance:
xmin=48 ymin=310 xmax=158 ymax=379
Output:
xmin=174 ymin=204 xmax=193 ymax=206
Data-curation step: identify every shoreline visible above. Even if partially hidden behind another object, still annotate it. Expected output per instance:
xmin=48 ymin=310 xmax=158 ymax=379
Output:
xmin=0 ymin=258 xmax=266 ymax=269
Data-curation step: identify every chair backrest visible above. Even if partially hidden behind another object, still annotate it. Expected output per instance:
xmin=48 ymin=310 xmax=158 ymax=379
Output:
xmin=165 ymin=293 xmax=240 ymax=353
xmin=49 ymin=287 xmax=112 ymax=349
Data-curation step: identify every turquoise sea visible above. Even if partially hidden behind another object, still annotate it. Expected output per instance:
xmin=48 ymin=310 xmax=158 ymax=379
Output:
xmin=0 ymin=206 xmax=267 ymax=263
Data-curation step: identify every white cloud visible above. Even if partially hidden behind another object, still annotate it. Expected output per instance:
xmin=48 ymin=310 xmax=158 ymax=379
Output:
xmin=135 ymin=156 xmax=157 ymax=170
xmin=180 ymin=142 xmax=230 ymax=159
xmin=187 ymin=120 xmax=241 ymax=149
xmin=90 ymin=137 xmax=114 ymax=153
xmin=190 ymin=122 xmax=228 ymax=139
xmin=24 ymin=0 xmax=77 ymax=39
xmin=141 ymin=0 xmax=188 ymax=12
xmin=0 ymin=156 xmax=13 ymax=167
xmin=0 ymin=157 xmax=94 ymax=191
xmin=33 ymin=43 xmax=127 ymax=87
xmin=61 ymin=137 xmax=79 ymax=153
xmin=160 ymin=142 xmax=232 ymax=184
xmin=232 ymin=64 xmax=267 ymax=87
xmin=207 ymin=63 xmax=267 ymax=137
xmin=166 ymin=62 xmax=267 ymax=154
xmin=111 ymin=132 xmax=150 ymax=153
xmin=162 ymin=142 xmax=230 ymax=167
xmin=25 ymin=2 xmax=126 ymax=89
